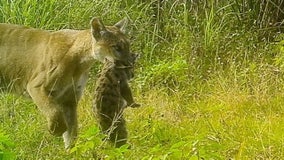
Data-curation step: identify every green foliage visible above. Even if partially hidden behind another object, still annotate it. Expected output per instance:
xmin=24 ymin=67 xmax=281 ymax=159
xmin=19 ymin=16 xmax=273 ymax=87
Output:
xmin=70 ymin=125 xmax=131 ymax=159
xmin=70 ymin=126 xmax=102 ymax=156
xmin=0 ymin=130 xmax=15 ymax=160
xmin=136 ymin=56 xmax=188 ymax=90
xmin=231 ymin=0 xmax=284 ymax=31
xmin=274 ymin=40 xmax=284 ymax=70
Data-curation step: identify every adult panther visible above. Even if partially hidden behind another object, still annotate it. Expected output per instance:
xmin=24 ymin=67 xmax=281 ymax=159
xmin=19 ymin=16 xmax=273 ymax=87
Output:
xmin=0 ymin=17 xmax=133 ymax=149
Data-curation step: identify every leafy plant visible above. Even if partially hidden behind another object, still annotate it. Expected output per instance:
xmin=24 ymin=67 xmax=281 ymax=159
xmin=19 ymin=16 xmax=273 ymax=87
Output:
xmin=70 ymin=125 xmax=131 ymax=159
xmin=0 ymin=130 xmax=15 ymax=160
xmin=70 ymin=125 xmax=102 ymax=157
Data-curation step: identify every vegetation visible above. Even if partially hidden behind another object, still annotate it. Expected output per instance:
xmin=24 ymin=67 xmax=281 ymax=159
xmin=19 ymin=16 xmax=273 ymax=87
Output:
xmin=0 ymin=129 xmax=15 ymax=160
xmin=1 ymin=0 xmax=284 ymax=159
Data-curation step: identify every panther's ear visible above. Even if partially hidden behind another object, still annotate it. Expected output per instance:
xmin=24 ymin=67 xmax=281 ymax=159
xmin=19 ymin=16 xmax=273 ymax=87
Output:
xmin=91 ymin=17 xmax=107 ymax=40
xmin=114 ymin=17 xmax=128 ymax=34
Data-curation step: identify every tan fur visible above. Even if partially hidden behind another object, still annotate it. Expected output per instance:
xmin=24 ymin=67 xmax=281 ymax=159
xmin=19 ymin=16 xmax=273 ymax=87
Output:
xmin=0 ymin=17 xmax=132 ymax=149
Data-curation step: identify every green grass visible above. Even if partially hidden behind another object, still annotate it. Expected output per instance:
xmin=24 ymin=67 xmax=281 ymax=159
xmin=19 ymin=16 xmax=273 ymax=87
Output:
xmin=1 ymin=0 xmax=284 ymax=159
xmin=2 ymin=86 xmax=284 ymax=159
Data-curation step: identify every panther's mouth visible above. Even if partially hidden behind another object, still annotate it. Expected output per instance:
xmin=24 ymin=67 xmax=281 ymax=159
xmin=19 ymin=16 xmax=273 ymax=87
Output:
xmin=103 ymin=58 xmax=133 ymax=69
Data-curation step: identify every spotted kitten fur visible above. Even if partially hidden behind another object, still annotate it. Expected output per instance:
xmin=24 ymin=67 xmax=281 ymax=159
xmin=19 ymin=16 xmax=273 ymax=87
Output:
xmin=93 ymin=53 xmax=140 ymax=147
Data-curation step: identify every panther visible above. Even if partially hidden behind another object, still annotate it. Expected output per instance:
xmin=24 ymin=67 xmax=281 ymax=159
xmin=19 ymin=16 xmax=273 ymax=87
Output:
xmin=93 ymin=53 xmax=140 ymax=147
xmin=0 ymin=17 xmax=133 ymax=149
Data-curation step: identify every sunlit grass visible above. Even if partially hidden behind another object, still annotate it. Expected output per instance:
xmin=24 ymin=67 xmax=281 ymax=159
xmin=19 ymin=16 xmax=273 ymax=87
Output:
xmin=2 ymin=77 xmax=284 ymax=159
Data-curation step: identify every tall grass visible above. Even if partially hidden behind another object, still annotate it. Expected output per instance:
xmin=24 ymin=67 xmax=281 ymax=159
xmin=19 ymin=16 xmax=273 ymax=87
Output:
xmin=1 ymin=0 xmax=284 ymax=159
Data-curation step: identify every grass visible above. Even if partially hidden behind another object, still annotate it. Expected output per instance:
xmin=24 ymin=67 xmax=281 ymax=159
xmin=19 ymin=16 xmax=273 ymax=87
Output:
xmin=2 ymin=85 xmax=284 ymax=159
xmin=1 ymin=0 xmax=284 ymax=159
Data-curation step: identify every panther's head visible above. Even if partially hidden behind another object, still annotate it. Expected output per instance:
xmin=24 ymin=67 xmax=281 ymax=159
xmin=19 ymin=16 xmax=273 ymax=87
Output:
xmin=90 ymin=17 xmax=133 ymax=65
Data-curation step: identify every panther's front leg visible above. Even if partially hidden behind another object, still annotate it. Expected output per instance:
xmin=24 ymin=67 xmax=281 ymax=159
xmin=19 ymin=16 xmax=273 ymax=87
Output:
xmin=27 ymin=79 xmax=80 ymax=149
xmin=61 ymin=76 xmax=87 ymax=149
xmin=27 ymin=83 xmax=68 ymax=136
xmin=62 ymin=99 xmax=78 ymax=149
